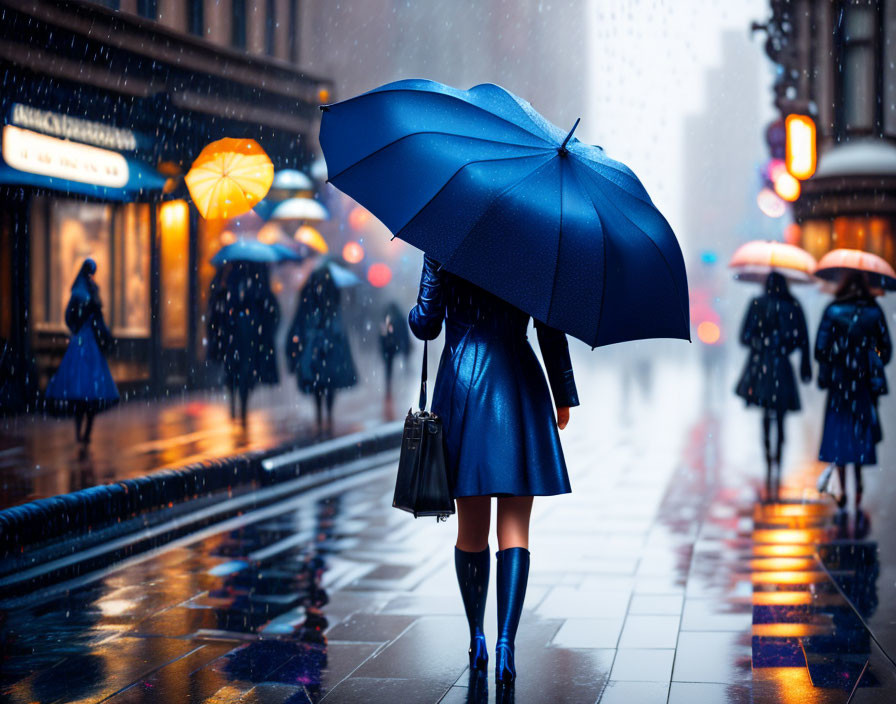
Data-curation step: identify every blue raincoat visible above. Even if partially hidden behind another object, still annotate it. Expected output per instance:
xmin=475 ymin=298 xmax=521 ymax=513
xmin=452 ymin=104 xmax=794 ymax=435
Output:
xmin=409 ymin=256 xmax=579 ymax=498
xmin=816 ymin=295 xmax=892 ymax=465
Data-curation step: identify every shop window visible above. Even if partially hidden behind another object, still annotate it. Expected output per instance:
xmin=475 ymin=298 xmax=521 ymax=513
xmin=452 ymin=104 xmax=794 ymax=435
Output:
xmin=34 ymin=198 xmax=113 ymax=333
xmin=113 ymin=204 xmax=151 ymax=337
xmin=159 ymin=201 xmax=189 ymax=349
xmin=30 ymin=197 xmax=151 ymax=337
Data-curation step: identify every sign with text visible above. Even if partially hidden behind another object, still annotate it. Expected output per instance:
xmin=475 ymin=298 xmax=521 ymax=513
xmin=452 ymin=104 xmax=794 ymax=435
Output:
xmin=2 ymin=125 xmax=129 ymax=188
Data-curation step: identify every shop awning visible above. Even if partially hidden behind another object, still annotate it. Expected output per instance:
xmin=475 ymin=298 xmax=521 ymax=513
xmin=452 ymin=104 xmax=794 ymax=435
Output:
xmin=0 ymin=156 xmax=167 ymax=202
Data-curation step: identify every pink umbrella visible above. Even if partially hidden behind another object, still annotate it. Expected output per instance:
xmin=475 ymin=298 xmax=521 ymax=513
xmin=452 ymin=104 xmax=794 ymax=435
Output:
xmin=729 ymin=240 xmax=817 ymax=283
xmin=814 ymin=248 xmax=896 ymax=292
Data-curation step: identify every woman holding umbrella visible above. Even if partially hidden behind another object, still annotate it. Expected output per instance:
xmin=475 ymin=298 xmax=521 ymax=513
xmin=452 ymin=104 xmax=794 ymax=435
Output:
xmin=379 ymin=301 xmax=411 ymax=401
xmin=814 ymin=250 xmax=894 ymax=513
xmin=730 ymin=242 xmax=815 ymax=494
xmin=218 ymin=260 xmax=280 ymax=424
xmin=320 ymin=80 xmax=690 ymax=686
xmin=286 ymin=262 xmax=358 ymax=437
xmin=45 ymin=258 xmax=119 ymax=445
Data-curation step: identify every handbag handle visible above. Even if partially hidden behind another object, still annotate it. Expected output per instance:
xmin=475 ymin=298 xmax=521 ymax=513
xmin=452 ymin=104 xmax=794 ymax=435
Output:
xmin=419 ymin=339 xmax=428 ymax=411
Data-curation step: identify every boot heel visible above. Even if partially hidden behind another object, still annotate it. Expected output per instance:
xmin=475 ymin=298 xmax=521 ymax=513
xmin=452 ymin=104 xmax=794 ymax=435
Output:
xmin=469 ymin=632 xmax=488 ymax=670
xmin=495 ymin=642 xmax=515 ymax=682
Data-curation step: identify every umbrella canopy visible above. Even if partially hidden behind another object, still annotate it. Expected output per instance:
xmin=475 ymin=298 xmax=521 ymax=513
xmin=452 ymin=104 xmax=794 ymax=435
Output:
xmin=728 ymin=240 xmax=817 ymax=283
xmin=270 ymin=242 xmax=304 ymax=263
xmin=320 ymin=79 xmax=689 ymax=347
xmin=814 ymin=248 xmax=896 ymax=291
xmin=272 ymin=169 xmax=314 ymax=191
xmin=211 ymin=238 xmax=280 ymax=267
xmin=317 ymin=258 xmax=361 ymax=288
xmin=269 ymin=197 xmax=330 ymax=222
xmin=294 ymin=225 xmax=329 ymax=254
xmin=185 ymin=138 xmax=274 ymax=220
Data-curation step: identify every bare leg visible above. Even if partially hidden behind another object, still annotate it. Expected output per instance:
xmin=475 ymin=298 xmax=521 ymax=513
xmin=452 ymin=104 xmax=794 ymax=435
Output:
xmin=496 ymin=496 xmax=534 ymax=550
xmin=456 ymin=496 xmax=491 ymax=552
xmin=82 ymin=411 xmax=95 ymax=445
xmin=835 ymin=464 xmax=847 ymax=508
xmin=325 ymin=389 xmax=335 ymax=436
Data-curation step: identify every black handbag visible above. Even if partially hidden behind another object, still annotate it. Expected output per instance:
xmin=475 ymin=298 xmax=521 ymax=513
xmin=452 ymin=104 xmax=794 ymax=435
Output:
xmin=392 ymin=340 xmax=455 ymax=520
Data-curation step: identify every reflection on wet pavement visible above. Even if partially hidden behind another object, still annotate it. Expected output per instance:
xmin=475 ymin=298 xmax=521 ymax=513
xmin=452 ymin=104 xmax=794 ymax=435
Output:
xmin=2 ymin=361 xmax=896 ymax=702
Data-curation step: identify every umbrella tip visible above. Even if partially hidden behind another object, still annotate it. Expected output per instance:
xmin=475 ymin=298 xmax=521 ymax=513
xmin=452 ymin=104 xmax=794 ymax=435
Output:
xmin=319 ymin=105 xmax=330 ymax=112
xmin=559 ymin=118 xmax=581 ymax=154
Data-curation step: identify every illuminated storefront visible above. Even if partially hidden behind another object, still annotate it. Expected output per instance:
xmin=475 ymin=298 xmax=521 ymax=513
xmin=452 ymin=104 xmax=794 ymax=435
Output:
xmin=0 ymin=1 xmax=331 ymax=408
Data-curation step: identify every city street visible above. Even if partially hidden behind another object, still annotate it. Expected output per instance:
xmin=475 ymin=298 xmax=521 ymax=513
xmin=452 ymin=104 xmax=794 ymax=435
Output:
xmin=3 ymin=358 xmax=895 ymax=703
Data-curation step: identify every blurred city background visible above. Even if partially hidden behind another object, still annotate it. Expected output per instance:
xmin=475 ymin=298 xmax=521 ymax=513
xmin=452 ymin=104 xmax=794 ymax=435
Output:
xmin=1 ymin=0 xmax=896 ymax=702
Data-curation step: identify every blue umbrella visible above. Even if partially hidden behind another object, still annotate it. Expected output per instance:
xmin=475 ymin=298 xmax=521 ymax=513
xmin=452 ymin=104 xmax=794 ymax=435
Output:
xmin=211 ymin=239 xmax=280 ymax=267
xmin=317 ymin=258 xmax=362 ymax=288
xmin=270 ymin=242 xmax=305 ymax=263
xmin=320 ymin=79 xmax=689 ymax=347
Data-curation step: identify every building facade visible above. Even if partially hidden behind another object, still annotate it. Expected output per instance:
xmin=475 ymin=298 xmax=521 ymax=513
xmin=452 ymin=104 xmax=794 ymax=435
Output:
xmin=757 ymin=0 xmax=896 ymax=267
xmin=0 ymin=0 xmax=331 ymax=411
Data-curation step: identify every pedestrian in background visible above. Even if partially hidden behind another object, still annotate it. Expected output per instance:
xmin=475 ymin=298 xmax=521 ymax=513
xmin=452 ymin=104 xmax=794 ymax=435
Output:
xmin=815 ymin=272 xmax=892 ymax=513
xmin=45 ymin=258 xmax=119 ymax=445
xmin=219 ymin=262 xmax=280 ymax=425
xmin=379 ymin=301 xmax=410 ymax=400
xmin=735 ymin=271 xmax=812 ymax=494
xmin=286 ymin=266 xmax=357 ymax=437
xmin=408 ymin=255 xmax=578 ymax=684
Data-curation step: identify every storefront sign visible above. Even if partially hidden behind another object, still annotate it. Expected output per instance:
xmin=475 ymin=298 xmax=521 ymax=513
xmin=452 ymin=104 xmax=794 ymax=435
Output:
xmin=9 ymin=103 xmax=137 ymax=151
xmin=2 ymin=125 xmax=129 ymax=188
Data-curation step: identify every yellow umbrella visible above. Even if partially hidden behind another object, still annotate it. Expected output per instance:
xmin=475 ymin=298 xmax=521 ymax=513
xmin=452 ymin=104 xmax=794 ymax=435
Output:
xmin=294 ymin=225 xmax=329 ymax=254
xmin=185 ymin=138 xmax=274 ymax=220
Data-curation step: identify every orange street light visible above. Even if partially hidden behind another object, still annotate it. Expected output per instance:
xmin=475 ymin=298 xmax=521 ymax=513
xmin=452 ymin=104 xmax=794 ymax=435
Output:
xmin=773 ymin=170 xmax=801 ymax=202
xmin=785 ymin=114 xmax=817 ymax=180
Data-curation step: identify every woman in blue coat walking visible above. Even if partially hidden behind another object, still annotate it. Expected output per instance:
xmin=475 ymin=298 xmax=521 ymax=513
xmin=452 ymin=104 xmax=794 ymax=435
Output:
xmin=408 ymin=254 xmax=578 ymax=684
xmin=735 ymin=272 xmax=812 ymax=490
xmin=45 ymin=258 xmax=119 ymax=444
xmin=816 ymin=272 xmax=892 ymax=510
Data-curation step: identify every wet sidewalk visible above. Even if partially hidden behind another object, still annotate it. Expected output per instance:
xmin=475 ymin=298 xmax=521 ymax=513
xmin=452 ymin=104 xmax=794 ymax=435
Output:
xmin=0 ymin=364 xmax=414 ymax=510
xmin=2 ymin=359 xmax=895 ymax=703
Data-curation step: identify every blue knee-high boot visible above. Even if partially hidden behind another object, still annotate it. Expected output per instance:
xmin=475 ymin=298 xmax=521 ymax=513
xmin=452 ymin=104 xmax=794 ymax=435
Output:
xmin=495 ymin=547 xmax=530 ymax=683
xmin=455 ymin=546 xmax=490 ymax=670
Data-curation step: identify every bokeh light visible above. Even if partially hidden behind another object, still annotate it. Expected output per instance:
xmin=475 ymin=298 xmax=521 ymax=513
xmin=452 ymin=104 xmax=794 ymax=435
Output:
xmin=348 ymin=206 xmax=372 ymax=231
xmin=342 ymin=241 xmax=365 ymax=264
xmin=757 ymin=188 xmax=786 ymax=218
xmin=773 ymin=170 xmax=801 ymax=202
xmin=697 ymin=320 xmax=721 ymax=345
xmin=367 ymin=262 xmax=392 ymax=287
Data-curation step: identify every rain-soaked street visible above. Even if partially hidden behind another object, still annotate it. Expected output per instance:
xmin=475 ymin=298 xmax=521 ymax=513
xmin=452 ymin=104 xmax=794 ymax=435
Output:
xmin=3 ymin=357 xmax=896 ymax=703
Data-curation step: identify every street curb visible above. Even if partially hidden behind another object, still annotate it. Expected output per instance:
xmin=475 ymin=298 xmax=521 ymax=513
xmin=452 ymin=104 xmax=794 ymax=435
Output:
xmin=0 ymin=420 xmax=404 ymax=560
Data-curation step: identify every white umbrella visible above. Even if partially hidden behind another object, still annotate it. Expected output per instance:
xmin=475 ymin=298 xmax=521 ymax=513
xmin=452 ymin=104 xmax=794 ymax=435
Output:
xmin=269 ymin=197 xmax=330 ymax=222
xmin=272 ymin=169 xmax=313 ymax=191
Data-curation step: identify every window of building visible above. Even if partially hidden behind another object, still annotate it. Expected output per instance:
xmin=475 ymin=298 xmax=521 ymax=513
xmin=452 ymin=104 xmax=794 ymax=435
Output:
xmin=265 ymin=0 xmax=277 ymax=56
xmin=289 ymin=0 xmax=300 ymax=63
xmin=188 ymin=0 xmax=204 ymax=36
xmin=838 ymin=0 xmax=881 ymax=137
xmin=232 ymin=0 xmax=247 ymax=50
xmin=137 ymin=0 xmax=158 ymax=19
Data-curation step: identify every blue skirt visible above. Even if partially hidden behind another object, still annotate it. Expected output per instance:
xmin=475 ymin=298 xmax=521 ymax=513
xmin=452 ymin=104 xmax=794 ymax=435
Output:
xmin=45 ymin=324 xmax=119 ymax=415
xmin=818 ymin=387 xmax=880 ymax=466
xmin=431 ymin=320 xmax=571 ymax=498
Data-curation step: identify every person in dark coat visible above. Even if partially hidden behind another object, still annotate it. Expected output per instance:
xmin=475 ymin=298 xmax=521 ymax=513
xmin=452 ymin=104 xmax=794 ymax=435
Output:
xmin=408 ymin=254 xmax=578 ymax=684
xmin=735 ymin=272 xmax=811 ymax=493
xmin=45 ymin=258 xmax=119 ymax=444
xmin=219 ymin=262 xmax=280 ymax=424
xmin=205 ymin=263 xmax=230 ymax=366
xmin=379 ymin=301 xmax=411 ymax=400
xmin=816 ymin=272 xmax=892 ymax=511
xmin=286 ymin=266 xmax=357 ymax=436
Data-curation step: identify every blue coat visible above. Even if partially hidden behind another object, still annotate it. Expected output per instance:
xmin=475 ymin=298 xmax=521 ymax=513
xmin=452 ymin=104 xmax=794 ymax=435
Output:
xmin=287 ymin=268 xmax=357 ymax=394
xmin=816 ymin=296 xmax=892 ymax=465
xmin=45 ymin=291 xmax=119 ymax=414
xmin=409 ymin=256 xmax=579 ymax=498
xmin=735 ymin=273 xmax=811 ymax=412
